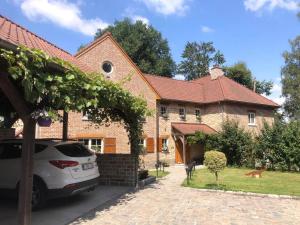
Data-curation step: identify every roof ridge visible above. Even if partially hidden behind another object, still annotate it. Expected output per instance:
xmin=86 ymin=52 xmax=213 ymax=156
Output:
xmin=221 ymin=76 xmax=279 ymax=106
xmin=0 ymin=14 xmax=72 ymax=56
xmin=145 ymin=73 xmax=204 ymax=86
xmin=217 ymin=76 xmax=226 ymax=101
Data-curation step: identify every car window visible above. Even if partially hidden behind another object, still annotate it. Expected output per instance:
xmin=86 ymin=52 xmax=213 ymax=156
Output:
xmin=55 ymin=143 xmax=93 ymax=157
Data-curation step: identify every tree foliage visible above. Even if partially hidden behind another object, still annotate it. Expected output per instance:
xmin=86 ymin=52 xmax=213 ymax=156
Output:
xmin=0 ymin=46 xmax=150 ymax=154
xmin=94 ymin=18 xmax=176 ymax=77
xmin=177 ymin=41 xmax=225 ymax=80
xmin=224 ymin=62 xmax=273 ymax=96
xmin=281 ymin=36 xmax=300 ymax=119
xmin=204 ymin=150 xmax=227 ymax=182
xmin=256 ymin=120 xmax=300 ymax=171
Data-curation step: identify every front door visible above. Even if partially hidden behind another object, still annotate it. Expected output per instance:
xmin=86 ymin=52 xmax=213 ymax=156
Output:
xmin=175 ymin=140 xmax=183 ymax=163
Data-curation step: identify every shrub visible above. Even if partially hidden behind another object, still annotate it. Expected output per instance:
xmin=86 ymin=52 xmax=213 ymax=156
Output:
xmin=204 ymin=151 xmax=227 ymax=182
xmin=138 ymin=170 xmax=149 ymax=180
xmin=256 ymin=120 xmax=300 ymax=171
xmin=207 ymin=120 xmax=255 ymax=167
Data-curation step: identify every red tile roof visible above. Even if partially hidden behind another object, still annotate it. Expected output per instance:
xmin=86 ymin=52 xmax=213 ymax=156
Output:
xmin=0 ymin=15 xmax=93 ymax=73
xmin=144 ymin=74 xmax=204 ymax=103
xmin=172 ymin=122 xmax=216 ymax=135
xmin=144 ymin=74 xmax=279 ymax=108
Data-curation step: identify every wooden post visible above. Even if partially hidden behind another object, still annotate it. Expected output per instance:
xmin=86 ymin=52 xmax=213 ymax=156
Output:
xmin=18 ymin=117 xmax=36 ymax=225
xmin=156 ymin=104 xmax=160 ymax=165
xmin=183 ymin=135 xmax=186 ymax=165
xmin=62 ymin=111 xmax=68 ymax=141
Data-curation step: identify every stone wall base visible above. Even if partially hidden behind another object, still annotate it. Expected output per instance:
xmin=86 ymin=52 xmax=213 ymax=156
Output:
xmin=97 ymin=154 xmax=137 ymax=186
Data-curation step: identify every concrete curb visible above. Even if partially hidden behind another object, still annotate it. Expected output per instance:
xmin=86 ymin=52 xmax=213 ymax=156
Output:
xmin=185 ymin=187 xmax=300 ymax=200
xmin=138 ymin=176 xmax=156 ymax=188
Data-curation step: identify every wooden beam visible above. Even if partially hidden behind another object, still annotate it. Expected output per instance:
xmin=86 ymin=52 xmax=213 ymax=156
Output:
xmin=0 ymin=72 xmax=35 ymax=225
xmin=18 ymin=117 xmax=36 ymax=225
xmin=62 ymin=111 xmax=68 ymax=141
xmin=182 ymin=135 xmax=186 ymax=165
xmin=0 ymin=72 xmax=30 ymax=119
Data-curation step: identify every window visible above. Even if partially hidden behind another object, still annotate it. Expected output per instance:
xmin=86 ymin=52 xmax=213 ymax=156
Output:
xmin=160 ymin=105 xmax=168 ymax=118
xmin=248 ymin=112 xmax=256 ymax=125
xmin=179 ymin=107 xmax=186 ymax=120
xmin=55 ymin=143 xmax=93 ymax=157
xmin=82 ymin=110 xmax=92 ymax=121
xmin=102 ymin=61 xmax=113 ymax=74
xmin=78 ymin=138 xmax=103 ymax=153
xmin=195 ymin=108 xmax=201 ymax=121
xmin=162 ymin=138 xmax=169 ymax=152
xmin=138 ymin=139 xmax=146 ymax=147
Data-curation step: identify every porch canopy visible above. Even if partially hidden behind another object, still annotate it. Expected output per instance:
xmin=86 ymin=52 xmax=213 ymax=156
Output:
xmin=172 ymin=122 xmax=216 ymax=136
xmin=171 ymin=123 xmax=216 ymax=165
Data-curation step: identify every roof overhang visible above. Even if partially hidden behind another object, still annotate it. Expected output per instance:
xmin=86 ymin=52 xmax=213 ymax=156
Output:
xmin=171 ymin=122 xmax=217 ymax=136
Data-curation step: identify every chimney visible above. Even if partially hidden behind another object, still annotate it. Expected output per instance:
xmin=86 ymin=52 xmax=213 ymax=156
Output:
xmin=210 ymin=65 xmax=224 ymax=80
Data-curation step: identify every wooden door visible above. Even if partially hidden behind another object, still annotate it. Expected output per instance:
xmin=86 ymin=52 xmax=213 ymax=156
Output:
xmin=104 ymin=138 xmax=116 ymax=153
xmin=175 ymin=140 xmax=183 ymax=163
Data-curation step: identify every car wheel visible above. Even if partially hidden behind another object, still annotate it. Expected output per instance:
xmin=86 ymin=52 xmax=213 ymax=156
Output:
xmin=31 ymin=180 xmax=47 ymax=211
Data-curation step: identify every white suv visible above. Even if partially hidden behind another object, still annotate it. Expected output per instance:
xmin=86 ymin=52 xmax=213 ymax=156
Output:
xmin=0 ymin=139 xmax=100 ymax=210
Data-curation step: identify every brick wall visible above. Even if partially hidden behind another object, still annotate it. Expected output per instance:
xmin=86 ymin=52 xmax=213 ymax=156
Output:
xmin=0 ymin=128 xmax=15 ymax=140
xmin=97 ymin=154 xmax=137 ymax=186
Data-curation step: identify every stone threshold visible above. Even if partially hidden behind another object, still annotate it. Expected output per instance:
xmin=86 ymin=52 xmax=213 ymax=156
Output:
xmin=185 ymin=187 xmax=300 ymax=200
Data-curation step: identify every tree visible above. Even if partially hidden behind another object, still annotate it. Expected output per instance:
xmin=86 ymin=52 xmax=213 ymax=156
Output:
xmin=177 ymin=41 xmax=225 ymax=80
xmin=224 ymin=62 xmax=273 ymax=96
xmin=281 ymin=36 xmax=300 ymax=119
xmin=94 ymin=18 xmax=176 ymax=77
xmin=204 ymin=151 xmax=227 ymax=183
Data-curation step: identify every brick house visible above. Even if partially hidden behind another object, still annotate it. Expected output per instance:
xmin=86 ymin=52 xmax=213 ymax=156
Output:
xmin=38 ymin=32 xmax=279 ymax=167
xmin=0 ymin=15 xmax=279 ymax=168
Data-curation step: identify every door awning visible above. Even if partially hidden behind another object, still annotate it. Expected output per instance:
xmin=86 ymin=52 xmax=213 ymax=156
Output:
xmin=172 ymin=122 xmax=216 ymax=135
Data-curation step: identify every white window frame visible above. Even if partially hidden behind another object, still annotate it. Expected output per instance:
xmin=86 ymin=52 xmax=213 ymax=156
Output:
xmin=195 ymin=108 xmax=201 ymax=121
xmin=162 ymin=138 xmax=169 ymax=152
xmin=248 ymin=112 xmax=256 ymax=126
xmin=179 ymin=107 xmax=186 ymax=120
xmin=82 ymin=110 xmax=92 ymax=121
xmin=138 ymin=138 xmax=146 ymax=148
xmin=160 ymin=105 xmax=168 ymax=118
xmin=79 ymin=138 xmax=104 ymax=153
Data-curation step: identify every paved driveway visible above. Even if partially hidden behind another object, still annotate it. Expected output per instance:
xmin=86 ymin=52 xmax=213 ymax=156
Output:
xmin=71 ymin=166 xmax=300 ymax=225
xmin=0 ymin=185 xmax=131 ymax=225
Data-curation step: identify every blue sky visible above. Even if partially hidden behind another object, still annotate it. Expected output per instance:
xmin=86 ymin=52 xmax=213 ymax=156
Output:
xmin=1 ymin=0 xmax=300 ymax=105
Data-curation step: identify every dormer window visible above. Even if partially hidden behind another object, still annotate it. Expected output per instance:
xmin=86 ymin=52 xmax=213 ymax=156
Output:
xmin=179 ymin=107 xmax=186 ymax=120
xmin=102 ymin=61 xmax=113 ymax=75
xmin=248 ymin=111 xmax=256 ymax=126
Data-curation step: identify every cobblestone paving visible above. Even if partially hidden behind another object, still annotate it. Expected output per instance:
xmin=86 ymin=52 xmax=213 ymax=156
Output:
xmin=71 ymin=166 xmax=300 ymax=225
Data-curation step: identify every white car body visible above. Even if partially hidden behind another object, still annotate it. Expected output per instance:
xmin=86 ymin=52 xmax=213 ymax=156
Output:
xmin=0 ymin=139 xmax=100 ymax=201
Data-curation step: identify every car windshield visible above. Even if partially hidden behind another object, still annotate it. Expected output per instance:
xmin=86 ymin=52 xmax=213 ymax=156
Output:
xmin=55 ymin=143 xmax=93 ymax=157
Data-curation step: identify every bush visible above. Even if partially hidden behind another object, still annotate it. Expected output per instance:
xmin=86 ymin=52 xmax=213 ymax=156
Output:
xmin=138 ymin=170 xmax=149 ymax=180
xmin=256 ymin=120 xmax=300 ymax=171
xmin=206 ymin=120 xmax=255 ymax=167
xmin=204 ymin=151 xmax=227 ymax=182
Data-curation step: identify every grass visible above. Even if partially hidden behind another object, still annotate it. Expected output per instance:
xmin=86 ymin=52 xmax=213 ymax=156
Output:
xmin=183 ymin=167 xmax=300 ymax=196
xmin=149 ymin=170 xmax=170 ymax=178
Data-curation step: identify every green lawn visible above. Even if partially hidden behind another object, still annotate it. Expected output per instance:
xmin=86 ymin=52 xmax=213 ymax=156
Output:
xmin=149 ymin=170 xmax=170 ymax=178
xmin=183 ymin=168 xmax=300 ymax=196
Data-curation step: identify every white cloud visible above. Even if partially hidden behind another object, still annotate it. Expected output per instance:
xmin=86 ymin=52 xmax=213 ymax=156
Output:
xmin=131 ymin=15 xmax=150 ymax=25
xmin=19 ymin=0 xmax=109 ymax=36
xmin=244 ymin=0 xmax=299 ymax=12
xmin=263 ymin=77 xmax=285 ymax=105
xmin=201 ymin=26 xmax=214 ymax=33
xmin=139 ymin=0 xmax=189 ymax=16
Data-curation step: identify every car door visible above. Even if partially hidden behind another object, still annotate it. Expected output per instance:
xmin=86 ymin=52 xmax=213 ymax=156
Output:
xmin=0 ymin=143 xmax=22 ymax=189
